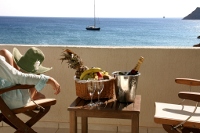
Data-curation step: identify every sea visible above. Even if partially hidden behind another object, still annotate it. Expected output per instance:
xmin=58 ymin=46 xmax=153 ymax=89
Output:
xmin=0 ymin=16 xmax=200 ymax=47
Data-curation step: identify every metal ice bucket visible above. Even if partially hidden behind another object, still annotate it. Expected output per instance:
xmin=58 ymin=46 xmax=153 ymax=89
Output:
xmin=112 ymin=71 xmax=140 ymax=103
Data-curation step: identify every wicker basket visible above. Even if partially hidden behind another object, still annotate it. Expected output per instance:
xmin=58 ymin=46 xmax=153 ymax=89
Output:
xmin=74 ymin=77 xmax=114 ymax=100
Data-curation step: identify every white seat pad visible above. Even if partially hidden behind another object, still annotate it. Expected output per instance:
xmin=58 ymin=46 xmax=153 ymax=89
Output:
xmin=154 ymin=102 xmax=200 ymax=128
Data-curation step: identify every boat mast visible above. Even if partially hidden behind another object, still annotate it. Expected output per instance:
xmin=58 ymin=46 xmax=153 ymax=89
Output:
xmin=94 ymin=0 xmax=96 ymax=27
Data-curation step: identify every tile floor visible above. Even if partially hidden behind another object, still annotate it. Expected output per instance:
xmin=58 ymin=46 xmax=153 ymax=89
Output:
xmin=0 ymin=127 xmax=116 ymax=133
xmin=0 ymin=120 xmax=167 ymax=133
xmin=0 ymin=126 xmax=167 ymax=133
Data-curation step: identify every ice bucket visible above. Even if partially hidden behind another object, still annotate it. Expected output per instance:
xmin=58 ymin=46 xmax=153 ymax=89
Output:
xmin=112 ymin=71 xmax=140 ymax=103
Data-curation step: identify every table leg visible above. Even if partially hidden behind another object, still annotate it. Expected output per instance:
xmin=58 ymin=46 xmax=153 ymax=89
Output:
xmin=131 ymin=113 xmax=139 ymax=133
xmin=81 ymin=116 xmax=88 ymax=133
xmin=69 ymin=111 xmax=77 ymax=133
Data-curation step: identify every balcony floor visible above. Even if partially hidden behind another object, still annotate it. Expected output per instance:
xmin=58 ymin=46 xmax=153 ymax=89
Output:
xmin=0 ymin=126 xmax=118 ymax=133
xmin=0 ymin=126 xmax=166 ymax=133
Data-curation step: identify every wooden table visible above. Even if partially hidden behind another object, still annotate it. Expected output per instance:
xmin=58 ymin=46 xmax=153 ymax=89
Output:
xmin=68 ymin=95 xmax=141 ymax=133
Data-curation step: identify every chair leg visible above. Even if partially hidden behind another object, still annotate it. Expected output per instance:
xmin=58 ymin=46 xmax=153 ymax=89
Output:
xmin=163 ymin=124 xmax=180 ymax=133
xmin=23 ymin=110 xmax=37 ymax=117
xmin=25 ymin=106 xmax=51 ymax=127
xmin=0 ymin=97 xmax=36 ymax=133
xmin=3 ymin=111 xmax=36 ymax=133
xmin=0 ymin=114 xmax=18 ymax=130
xmin=163 ymin=124 xmax=200 ymax=133
xmin=182 ymin=127 xmax=200 ymax=133
xmin=2 ymin=117 xmax=17 ymax=129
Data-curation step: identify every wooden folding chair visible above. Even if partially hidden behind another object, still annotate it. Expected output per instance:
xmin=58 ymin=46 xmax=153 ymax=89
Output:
xmin=0 ymin=84 xmax=57 ymax=133
xmin=154 ymin=78 xmax=200 ymax=133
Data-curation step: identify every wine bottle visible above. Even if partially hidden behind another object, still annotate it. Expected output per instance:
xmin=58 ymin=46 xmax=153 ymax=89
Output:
xmin=127 ymin=56 xmax=144 ymax=75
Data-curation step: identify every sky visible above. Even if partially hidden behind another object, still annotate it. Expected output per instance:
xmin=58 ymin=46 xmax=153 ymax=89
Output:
xmin=0 ymin=0 xmax=199 ymax=18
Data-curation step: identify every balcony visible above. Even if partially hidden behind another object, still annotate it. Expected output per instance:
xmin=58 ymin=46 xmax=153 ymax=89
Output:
xmin=0 ymin=45 xmax=200 ymax=133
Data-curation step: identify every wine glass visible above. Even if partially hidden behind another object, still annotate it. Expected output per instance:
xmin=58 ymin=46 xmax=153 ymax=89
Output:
xmin=87 ymin=80 xmax=96 ymax=107
xmin=95 ymin=80 xmax=104 ymax=105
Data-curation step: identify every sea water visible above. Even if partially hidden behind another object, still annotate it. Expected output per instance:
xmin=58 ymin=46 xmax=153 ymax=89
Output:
xmin=0 ymin=16 xmax=199 ymax=47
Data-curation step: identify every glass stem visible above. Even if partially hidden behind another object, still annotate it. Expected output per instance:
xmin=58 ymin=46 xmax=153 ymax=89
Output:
xmin=98 ymin=93 xmax=100 ymax=102
xmin=90 ymin=95 xmax=93 ymax=104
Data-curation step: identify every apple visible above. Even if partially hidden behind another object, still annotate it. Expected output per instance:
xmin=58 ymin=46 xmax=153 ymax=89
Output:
xmin=96 ymin=72 xmax=103 ymax=80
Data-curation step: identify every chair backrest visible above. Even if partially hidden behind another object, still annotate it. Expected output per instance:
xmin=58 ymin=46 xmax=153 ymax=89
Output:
xmin=0 ymin=84 xmax=34 ymax=94
xmin=175 ymin=78 xmax=200 ymax=86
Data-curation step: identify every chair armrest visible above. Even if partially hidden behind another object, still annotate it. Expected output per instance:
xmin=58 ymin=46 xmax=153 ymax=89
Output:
xmin=178 ymin=91 xmax=200 ymax=102
xmin=175 ymin=78 xmax=200 ymax=86
xmin=0 ymin=84 xmax=35 ymax=94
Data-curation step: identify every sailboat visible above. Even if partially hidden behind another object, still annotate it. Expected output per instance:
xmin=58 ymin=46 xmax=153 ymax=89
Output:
xmin=86 ymin=0 xmax=100 ymax=31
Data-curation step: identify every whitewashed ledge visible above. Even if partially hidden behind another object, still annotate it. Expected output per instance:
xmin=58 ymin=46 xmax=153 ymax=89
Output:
xmin=0 ymin=43 xmax=199 ymax=49
xmin=0 ymin=44 xmax=200 ymax=132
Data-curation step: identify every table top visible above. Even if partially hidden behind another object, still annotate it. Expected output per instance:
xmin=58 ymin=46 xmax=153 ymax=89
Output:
xmin=68 ymin=95 xmax=141 ymax=112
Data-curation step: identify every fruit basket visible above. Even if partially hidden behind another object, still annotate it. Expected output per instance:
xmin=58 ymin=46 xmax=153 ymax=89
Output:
xmin=60 ymin=49 xmax=114 ymax=100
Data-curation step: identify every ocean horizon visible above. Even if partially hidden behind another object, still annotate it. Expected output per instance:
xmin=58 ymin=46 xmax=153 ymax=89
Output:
xmin=0 ymin=16 xmax=199 ymax=47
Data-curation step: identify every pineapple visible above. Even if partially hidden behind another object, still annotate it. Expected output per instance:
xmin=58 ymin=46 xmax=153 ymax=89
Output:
xmin=60 ymin=49 xmax=88 ymax=78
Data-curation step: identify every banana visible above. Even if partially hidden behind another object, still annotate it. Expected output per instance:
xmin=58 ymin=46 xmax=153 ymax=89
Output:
xmin=80 ymin=67 xmax=102 ymax=80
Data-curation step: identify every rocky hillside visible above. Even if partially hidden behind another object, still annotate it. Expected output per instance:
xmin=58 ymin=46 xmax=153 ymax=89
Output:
xmin=183 ymin=7 xmax=200 ymax=20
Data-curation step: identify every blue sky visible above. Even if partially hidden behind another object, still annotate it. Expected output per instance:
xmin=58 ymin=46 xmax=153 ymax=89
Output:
xmin=0 ymin=0 xmax=199 ymax=18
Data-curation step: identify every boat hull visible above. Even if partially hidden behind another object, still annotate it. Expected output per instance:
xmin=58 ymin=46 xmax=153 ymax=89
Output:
xmin=86 ymin=26 xmax=100 ymax=31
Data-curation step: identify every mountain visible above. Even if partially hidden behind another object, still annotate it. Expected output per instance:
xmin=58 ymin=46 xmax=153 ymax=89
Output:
xmin=183 ymin=7 xmax=200 ymax=20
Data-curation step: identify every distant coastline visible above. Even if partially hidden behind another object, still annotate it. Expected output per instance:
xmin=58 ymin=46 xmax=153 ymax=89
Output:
xmin=183 ymin=7 xmax=200 ymax=20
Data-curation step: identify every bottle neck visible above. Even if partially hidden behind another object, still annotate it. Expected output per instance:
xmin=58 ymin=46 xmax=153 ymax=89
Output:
xmin=133 ymin=62 xmax=142 ymax=71
xmin=127 ymin=56 xmax=144 ymax=75
xmin=133 ymin=57 xmax=144 ymax=71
